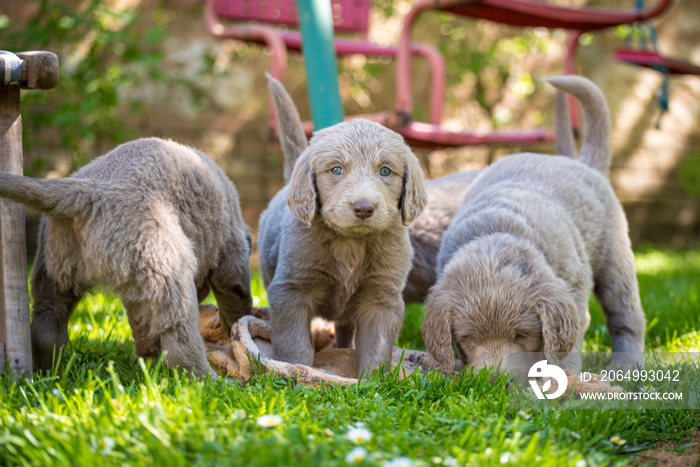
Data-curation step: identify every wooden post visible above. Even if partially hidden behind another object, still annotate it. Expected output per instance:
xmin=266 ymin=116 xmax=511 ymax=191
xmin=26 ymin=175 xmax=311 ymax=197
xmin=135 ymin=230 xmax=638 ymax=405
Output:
xmin=0 ymin=51 xmax=58 ymax=375
xmin=0 ymin=74 xmax=30 ymax=375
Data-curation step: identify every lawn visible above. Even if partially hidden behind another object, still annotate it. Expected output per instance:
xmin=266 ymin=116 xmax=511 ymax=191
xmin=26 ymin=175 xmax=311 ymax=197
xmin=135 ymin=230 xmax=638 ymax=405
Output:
xmin=1 ymin=248 xmax=698 ymax=466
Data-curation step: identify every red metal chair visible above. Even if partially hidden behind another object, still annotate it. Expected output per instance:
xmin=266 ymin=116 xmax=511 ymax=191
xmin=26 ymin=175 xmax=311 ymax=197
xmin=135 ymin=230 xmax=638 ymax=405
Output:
xmin=394 ymin=0 xmax=674 ymax=148
xmin=612 ymin=0 xmax=699 ymax=77
xmin=204 ymin=0 xmax=447 ymax=134
xmin=614 ymin=50 xmax=700 ymax=76
xmin=611 ymin=0 xmax=699 ymax=127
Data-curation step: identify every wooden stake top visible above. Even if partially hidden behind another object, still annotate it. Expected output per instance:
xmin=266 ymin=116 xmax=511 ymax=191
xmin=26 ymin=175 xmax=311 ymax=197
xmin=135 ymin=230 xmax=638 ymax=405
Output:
xmin=0 ymin=50 xmax=59 ymax=90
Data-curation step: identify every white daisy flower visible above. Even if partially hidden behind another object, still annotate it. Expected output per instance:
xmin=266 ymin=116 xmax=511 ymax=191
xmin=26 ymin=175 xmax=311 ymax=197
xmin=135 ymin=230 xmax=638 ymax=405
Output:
xmin=231 ymin=409 xmax=246 ymax=421
xmin=256 ymin=414 xmax=282 ymax=428
xmin=346 ymin=426 xmax=372 ymax=444
xmin=345 ymin=447 xmax=368 ymax=464
xmin=610 ymin=436 xmax=626 ymax=446
xmin=98 ymin=436 xmax=115 ymax=455
xmin=499 ymin=452 xmax=515 ymax=464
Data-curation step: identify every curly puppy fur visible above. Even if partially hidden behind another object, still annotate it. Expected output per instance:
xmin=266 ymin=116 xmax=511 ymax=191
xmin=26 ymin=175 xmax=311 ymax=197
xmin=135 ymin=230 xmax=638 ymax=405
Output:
xmin=403 ymin=87 xmax=576 ymax=303
xmin=0 ymin=138 xmax=253 ymax=378
xmin=404 ymin=170 xmax=481 ymax=303
xmin=406 ymin=87 xmax=578 ymax=303
xmin=259 ymin=77 xmax=427 ymax=377
xmin=422 ymin=76 xmax=646 ymax=379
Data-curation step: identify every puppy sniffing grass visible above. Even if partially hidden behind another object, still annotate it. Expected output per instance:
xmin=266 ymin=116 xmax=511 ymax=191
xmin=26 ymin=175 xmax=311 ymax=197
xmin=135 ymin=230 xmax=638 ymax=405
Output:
xmin=0 ymin=138 xmax=253 ymax=378
xmin=405 ymin=78 xmax=578 ymax=304
xmin=422 ymin=76 xmax=646 ymax=378
xmin=259 ymin=77 xmax=427 ymax=378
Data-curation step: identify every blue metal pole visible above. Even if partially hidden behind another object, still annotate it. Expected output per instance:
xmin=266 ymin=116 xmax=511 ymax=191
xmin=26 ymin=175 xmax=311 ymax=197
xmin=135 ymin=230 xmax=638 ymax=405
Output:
xmin=297 ymin=0 xmax=344 ymax=129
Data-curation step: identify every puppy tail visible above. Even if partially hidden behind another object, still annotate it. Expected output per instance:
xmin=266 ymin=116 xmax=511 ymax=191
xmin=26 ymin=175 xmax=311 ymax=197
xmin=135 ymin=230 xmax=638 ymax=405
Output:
xmin=554 ymin=89 xmax=577 ymax=159
xmin=546 ymin=75 xmax=612 ymax=176
xmin=0 ymin=172 xmax=98 ymax=217
xmin=267 ymin=73 xmax=308 ymax=183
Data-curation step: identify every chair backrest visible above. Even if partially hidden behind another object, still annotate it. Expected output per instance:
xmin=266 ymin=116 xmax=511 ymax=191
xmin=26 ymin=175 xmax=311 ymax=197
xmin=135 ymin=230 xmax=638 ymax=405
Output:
xmin=215 ymin=0 xmax=370 ymax=33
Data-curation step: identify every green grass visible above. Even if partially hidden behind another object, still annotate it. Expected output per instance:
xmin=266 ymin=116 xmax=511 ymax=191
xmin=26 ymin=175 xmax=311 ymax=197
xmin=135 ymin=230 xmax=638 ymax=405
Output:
xmin=1 ymin=248 xmax=699 ymax=466
xmin=584 ymin=247 xmax=700 ymax=354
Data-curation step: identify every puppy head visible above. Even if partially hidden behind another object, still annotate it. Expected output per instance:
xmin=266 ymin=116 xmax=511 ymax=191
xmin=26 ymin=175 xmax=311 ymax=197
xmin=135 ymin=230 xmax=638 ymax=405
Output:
xmin=423 ymin=235 xmax=579 ymax=379
xmin=287 ymin=119 xmax=426 ymax=233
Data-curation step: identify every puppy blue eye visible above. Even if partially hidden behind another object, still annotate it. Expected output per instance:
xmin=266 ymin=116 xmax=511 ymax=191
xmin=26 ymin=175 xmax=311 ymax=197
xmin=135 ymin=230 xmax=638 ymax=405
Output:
xmin=379 ymin=167 xmax=391 ymax=176
xmin=331 ymin=166 xmax=343 ymax=175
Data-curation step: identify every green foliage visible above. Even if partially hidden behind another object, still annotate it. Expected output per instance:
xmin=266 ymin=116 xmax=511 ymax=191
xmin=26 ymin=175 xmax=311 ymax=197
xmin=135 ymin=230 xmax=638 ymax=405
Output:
xmin=373 ymin=0 xmax=398 ymax=19
xmin=428 ymin=13 xmax=558 ymax=128
xmin=0 ymin=0 xmax=200 ymax=175
xmin=2 ymin=249 xmax=699 ymax=465
xmin=585 ymin=248 xmax=700 ymax=353
xmin=678 ymin=148 xmax=700 ymax=198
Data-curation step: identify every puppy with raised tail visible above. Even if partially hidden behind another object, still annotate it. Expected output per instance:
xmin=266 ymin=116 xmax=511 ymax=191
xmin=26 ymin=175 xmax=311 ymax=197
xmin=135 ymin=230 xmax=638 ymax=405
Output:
xmin=0 ymin=138 xmax=253 ymax=378
xmin=422 ymin=76 xmax=646 ymax=378
xmin=259 ymin=77 xmax=427 ymax=378
xmin=405 ymin=87 xmax=578 ymax=304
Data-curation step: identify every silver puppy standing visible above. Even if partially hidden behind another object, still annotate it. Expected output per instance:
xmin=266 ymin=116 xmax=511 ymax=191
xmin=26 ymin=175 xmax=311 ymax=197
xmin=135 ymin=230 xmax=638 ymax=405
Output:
xmin=259 ymin=77 xmax=427 ymax=377
xmin=0 ymin=138 xmax=253 ymax=378
xmin=422 ymin=76 xmax=646 ymax=377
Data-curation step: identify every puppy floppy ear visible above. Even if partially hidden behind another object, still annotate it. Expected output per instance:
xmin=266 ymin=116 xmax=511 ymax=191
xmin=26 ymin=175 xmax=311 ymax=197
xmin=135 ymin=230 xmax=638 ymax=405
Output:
xmin=536 ymin=294 xmax=579 ymax=362
xmin=286 ymin=151 xmax=317 ymax=226
xmin=399 ymin=154 xmax=427 ymax=226
xmin=422 ymin=292 xmax=456 ymax=373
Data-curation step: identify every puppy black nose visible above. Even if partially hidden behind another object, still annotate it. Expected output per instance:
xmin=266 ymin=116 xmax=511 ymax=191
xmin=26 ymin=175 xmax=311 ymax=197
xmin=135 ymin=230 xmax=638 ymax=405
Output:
xmin=353 ymin=200 xmax=375 ymax=219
